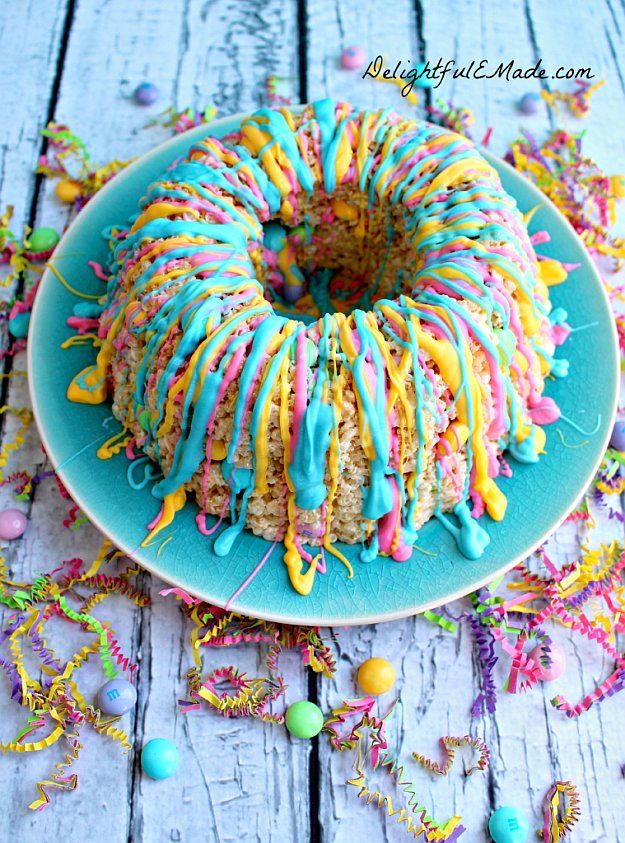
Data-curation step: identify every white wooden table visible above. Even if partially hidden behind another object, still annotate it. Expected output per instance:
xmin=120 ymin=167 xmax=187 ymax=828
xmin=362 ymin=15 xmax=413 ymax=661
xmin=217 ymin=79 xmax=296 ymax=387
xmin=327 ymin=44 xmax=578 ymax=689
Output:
xmin=1 ymin=1 xmax=624 ymax=840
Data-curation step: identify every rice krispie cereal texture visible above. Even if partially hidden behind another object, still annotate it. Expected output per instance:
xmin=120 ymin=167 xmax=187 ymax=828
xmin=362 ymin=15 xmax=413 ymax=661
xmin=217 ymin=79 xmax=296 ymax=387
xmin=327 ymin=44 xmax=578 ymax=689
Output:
xmin=69 ymin=99 xmax=563 ymax=595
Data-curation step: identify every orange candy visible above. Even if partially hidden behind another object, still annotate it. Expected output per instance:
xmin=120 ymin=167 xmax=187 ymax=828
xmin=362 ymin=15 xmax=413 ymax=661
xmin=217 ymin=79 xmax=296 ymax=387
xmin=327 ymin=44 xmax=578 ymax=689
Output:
xmin=357 ymin=657 xmax=396 ymax=695
xmin=55 ymin=179 xmax=82 ymax=204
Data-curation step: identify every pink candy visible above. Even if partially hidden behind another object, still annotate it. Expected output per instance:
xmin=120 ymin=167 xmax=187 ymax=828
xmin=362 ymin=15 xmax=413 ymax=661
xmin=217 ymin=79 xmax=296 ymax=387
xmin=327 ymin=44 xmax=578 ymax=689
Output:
xmin=0 ymin=508 xmax=27 ymax=540
xmin=530 ymin=643 xmax=566 ymax=681
xmin=340 ymin=46 xmax=366 ymax=71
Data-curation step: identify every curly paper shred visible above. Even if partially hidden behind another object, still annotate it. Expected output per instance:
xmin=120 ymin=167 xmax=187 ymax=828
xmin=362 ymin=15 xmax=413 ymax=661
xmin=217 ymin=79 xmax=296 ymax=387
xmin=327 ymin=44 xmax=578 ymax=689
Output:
xmin=0 ymin=206 xmax=51 ymax=296
xmin=470 ymin=540 xmax=625 ymax=717
xmin=266 ymin=75 xmax=293 ymax=107
xmin=163 ymin=590 xmax=336 ymax=723
xmin=0 ymin=405 xmax=32 ymax=480
xmin=541 ymin=79 xmax=604 ymax=119
xmin=159 ymin=586 xmax=201 ymax=604
xmin=505 ymin=128 xmax=625 ymax=271
xmin=422 ymin=610 xmax=457 ymax=633
xmin=63 ymin=503 xmax=89 ymax=531
xmin=323 ymin=696 xmax=388 ymax=764
xmin=465 ymin=596 xmax=499 ymax=717
xmin=427 ymin=99 xmax=475 ymax=139
xmin=36 ymin=123 xmax=134 ymax=211
xmin=502 ymin=628 xmax=550 ymax=694
xmin=0 ymin=542 xmax=146 ymax=809
xmin=28 ymin=725 xmax=81 ymax=811
xmin=149 ymin=104 xmax=218 ymax=135
xmin=324 ymin=698 xmax=465 ymax=839
xmin=0 ymin=469 xmax=35 ymax=501
xmin=540 ymin=780 xmax=581 ymax=840
xmin=412 ymin=735 xmax=490 ymax=777
xmin=347 ymin=738 xmax=465 ymax=841
xmin=184 ymin=664 xmax=285 ymax=723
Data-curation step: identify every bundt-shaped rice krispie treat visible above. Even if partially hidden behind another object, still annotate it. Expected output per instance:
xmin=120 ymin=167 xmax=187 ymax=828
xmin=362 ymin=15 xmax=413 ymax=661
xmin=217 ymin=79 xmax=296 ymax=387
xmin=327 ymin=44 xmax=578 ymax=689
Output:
xmin=69 ymin=99 xmax=565 ymax=595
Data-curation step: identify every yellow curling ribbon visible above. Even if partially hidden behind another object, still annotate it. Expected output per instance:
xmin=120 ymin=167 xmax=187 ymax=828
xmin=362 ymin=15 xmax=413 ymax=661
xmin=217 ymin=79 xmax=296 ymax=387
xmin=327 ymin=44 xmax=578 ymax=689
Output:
xmin=0 ymin=405 xmax=32 ymax=481
xmin=0 ymin=540 xmax=142 ymax=810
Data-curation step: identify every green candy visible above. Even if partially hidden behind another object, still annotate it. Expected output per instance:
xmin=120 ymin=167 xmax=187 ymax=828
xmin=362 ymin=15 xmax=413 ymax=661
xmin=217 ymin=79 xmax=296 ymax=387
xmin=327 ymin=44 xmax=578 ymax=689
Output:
xmin=495 ymin=328 xmax=516 ymax=363
xmin=28 ymin=226 xmax=60 ymax=253
xmin=138 ymin=409 xmax=152 ymax=431
xmin=290 ymin=224 xmax=307 ymax=239
xmin=285 ymin=700 xmax=324 ymax=739
xmin=288 ymin=337 xmax=317 ymax=366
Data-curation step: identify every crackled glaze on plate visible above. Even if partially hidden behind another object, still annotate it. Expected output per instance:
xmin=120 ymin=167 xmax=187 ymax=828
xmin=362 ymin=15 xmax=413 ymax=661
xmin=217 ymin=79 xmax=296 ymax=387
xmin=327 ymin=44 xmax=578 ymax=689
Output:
xmin=28 ymin=113 xmax=619 ymax=625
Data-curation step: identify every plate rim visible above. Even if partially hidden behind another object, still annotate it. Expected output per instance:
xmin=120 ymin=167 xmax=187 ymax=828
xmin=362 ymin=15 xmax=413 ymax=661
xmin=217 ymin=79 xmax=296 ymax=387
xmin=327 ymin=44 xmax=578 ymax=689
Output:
xmin=27 ymin=111 xmax=620 ymax=626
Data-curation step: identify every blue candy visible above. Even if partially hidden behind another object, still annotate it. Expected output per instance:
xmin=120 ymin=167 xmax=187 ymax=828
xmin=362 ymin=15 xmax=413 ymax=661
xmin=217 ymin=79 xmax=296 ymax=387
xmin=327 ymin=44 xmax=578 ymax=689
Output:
xmin=488 ymin=806 xmax=529 ymax=842
xmin=519 ymin=92 xmax=542 ymax=114
xmin=414 ymin=61 xmax=433 ymax=88
xmin=134 ymin=83 xmax=159 ymax=106
xmin=263 ymin=221 xmax=287 ymax=251
xmin=141 ymin=738 xmax=179 ymax=780
xmin=8 ymin=312 xmax=30 ymax=339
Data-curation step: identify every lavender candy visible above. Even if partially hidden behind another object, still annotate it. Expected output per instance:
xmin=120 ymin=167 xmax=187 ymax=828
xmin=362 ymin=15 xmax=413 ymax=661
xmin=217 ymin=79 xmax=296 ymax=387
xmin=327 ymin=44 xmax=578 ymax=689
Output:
xmin=97 ymin=678 xmax=137 ymax=715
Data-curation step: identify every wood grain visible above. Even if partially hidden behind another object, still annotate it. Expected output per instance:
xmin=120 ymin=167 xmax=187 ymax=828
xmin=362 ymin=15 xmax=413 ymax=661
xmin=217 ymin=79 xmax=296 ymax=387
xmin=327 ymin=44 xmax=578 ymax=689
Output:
xmin=0 ymin=0 xmax=624 ymax=840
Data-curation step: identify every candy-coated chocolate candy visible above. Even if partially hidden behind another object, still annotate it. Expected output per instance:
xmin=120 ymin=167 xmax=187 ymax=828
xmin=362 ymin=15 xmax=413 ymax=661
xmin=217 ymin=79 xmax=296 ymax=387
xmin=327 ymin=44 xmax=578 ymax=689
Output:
xmin=138 ymin=409 xmax=152 ymax=431
xmin=0 ymin=508 xmax=27 ymax=540
xmin=519 ymin=92 xmax=542 ymax=114
xmin=488 ymin=806 xmax=529 ymax=842
xmin=55 ymin=179 xmax=82 ymax=204
xmin=414 ymin=61 xmax=433 ymax=88
xmin=28 ymin=226 xmax=60 ymax=253
xmin=263 ymin=221 xmax=287 ymax=251
xmin=530 ymin=643 xmax=566 ymax=681
xmin=283 ymin=282 xmax=304 ymax=303
xmin=340 ymin=45 xmax=366 ymax=71
xmin=289 ymin=337 xmax=317 ymax=366
xmin=285 ymin=700 xmax=324 ymax=738
xmin=97 ymin=678 xmax=137 ymax=715
xmin=8 ymin=312 xmax=30 ymax=339
xmin=134 ymin=82 xmax=159 ymax=105
xmin=290 ymin=223 xmax=310 ymax=244
xmin=141 ymin=738 xmax=179 ymax=779
xmin=357 ymin=657 xmax=396 ymax=695
xmin=610 ymin=175 xmax=625 ymax=199
xmin=610 ymin=418 xmax=625 ymax=451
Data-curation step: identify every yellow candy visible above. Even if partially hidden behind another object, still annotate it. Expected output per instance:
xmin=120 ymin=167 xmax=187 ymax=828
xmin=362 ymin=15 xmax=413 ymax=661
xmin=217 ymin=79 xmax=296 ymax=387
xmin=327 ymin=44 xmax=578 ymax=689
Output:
xmin=331 ymin=198 xmax=358 ymax=221
xmin=357 ymin=657 xmax=396 ymax=695
xmin=610 ymin=175 xmax=625 ymax=199
xmin=55 ymin=179 xmax=82 ymax=204
xmin=211 ymin=440 xmax=227 ymax=460
xmin=280 ymin=198 xmax=294 ymax=221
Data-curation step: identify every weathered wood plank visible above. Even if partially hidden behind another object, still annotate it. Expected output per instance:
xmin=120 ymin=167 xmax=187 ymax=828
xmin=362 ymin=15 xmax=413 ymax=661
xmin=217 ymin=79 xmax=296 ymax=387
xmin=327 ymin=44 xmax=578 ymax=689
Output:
xmin=420 ymin=0 xmax=547 ymax=143
xmin=526 ymin=0 xmax=625 ymax=165
xmin=306 ymin=0 xmax=422 ymax=115
xmin=0 ymin=0 xmax=69 ymax=229
xmin=0 ymin=0 xmax=307 ymax=840
xmin=310 ymin=1 xmax=625 ymax=840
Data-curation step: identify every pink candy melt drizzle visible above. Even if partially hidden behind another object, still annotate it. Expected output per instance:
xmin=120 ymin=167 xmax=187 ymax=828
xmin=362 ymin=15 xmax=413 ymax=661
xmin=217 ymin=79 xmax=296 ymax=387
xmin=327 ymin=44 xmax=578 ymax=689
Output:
xmin=528 ymin=396 xmax=561 ymax=425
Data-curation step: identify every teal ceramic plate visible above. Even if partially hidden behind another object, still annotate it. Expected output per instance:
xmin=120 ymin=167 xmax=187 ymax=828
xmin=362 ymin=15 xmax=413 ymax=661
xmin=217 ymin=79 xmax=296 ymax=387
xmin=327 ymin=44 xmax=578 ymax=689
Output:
xmin=28 ymin=112 xmax=619 ymax=626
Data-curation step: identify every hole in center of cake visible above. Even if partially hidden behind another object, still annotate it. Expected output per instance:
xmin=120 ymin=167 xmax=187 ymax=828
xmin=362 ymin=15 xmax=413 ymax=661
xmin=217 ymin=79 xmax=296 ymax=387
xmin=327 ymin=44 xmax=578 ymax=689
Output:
xmin=259 ymin=189 xmax=414 ymax=324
